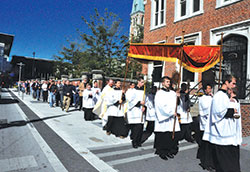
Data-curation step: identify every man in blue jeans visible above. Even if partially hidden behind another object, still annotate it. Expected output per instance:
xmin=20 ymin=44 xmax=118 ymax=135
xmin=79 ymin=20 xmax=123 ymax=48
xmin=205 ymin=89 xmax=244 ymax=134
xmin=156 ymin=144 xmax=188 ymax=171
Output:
xmin=48 ymin=80 xmax=58 ymax=107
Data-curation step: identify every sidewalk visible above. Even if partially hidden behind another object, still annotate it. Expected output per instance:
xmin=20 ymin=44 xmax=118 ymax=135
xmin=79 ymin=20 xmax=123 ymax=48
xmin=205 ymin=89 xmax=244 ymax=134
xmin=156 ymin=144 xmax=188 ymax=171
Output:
xmin=11 ymin=89 xmax=141 ymax=172
xmin=10 ymin=89 xmax=250 ymax=171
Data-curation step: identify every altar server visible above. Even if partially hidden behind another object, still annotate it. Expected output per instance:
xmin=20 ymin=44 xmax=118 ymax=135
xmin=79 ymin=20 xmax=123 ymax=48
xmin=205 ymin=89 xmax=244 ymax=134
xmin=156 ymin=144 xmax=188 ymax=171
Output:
xmin=203 ymin=75 xmax=240 ymax=172
xmin=196 ymin=83 xmax=213 ymax=170
xmin=154 ymin=76 xmax=180 ymax=160
xmin=141 ymin=86 xmax=157 ymax=144
xmin=177 ymin=83 xmax=194 ymax=143
xmin=82 ymin=83 xmax=96 ymax=121
xmin=126 ymin=77 xmax=145 ymax=148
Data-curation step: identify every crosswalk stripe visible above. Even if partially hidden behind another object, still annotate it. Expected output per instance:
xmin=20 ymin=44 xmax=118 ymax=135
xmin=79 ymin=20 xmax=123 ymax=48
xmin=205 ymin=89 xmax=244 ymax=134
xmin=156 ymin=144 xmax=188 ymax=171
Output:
xmin=89 ymin=141 xmax=154 ymax=151
xmin=108 ymin=153 xmax=156 ymax=166
xmin=107 ymin=144 xmax=198 ymax=166
xmin=97 ymin=145 xmax=153 ymax=158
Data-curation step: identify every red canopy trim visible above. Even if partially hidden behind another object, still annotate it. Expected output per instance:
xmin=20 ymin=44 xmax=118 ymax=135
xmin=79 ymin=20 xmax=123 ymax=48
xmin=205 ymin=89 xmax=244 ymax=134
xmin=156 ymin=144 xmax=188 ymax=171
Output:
xmin=128 ymin=43 xmax=181 ymax=62
xmin=128 ymin=43 xmax=221 ymax=73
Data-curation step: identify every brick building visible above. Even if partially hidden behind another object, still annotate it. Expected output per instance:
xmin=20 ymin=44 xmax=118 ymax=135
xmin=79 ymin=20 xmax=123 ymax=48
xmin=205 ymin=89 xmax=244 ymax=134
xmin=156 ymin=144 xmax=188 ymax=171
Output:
xmin=132 ymin=0 xmax=250 ymax=136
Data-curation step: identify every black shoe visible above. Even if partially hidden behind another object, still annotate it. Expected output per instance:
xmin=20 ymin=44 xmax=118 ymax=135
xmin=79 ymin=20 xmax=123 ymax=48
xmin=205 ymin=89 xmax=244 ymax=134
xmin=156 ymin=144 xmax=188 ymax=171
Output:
xmin=132 ymin=144 xmax=138 ymax=148
xmin=159 ymin=154 xmax=168 ymax=160
xmin=166 ymin=153 xmax=174 ymax=159
xmin=132 ymin=142 xmax=138 ymax=148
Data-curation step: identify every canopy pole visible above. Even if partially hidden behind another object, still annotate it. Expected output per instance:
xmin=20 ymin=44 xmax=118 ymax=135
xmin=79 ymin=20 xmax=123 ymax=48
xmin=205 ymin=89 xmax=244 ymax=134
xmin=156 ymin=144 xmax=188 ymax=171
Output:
xmin=218 ymin=32 xmax=224 ymax=88
xmin=141 ymin=76 xmax=147 ymax=122
xmin=119 ymin=35 xmax=132 ymax=111
xmin=172 ymin=30 xmax=185 ymax=140
xmin=122 ymin=34 xmax=133 ymax=90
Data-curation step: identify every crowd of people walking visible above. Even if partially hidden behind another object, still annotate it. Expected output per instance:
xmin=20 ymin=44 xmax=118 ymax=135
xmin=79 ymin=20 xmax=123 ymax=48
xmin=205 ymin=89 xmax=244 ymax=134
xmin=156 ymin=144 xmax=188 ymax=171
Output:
xmin=18 ymin=74 xmax=242 ymax=172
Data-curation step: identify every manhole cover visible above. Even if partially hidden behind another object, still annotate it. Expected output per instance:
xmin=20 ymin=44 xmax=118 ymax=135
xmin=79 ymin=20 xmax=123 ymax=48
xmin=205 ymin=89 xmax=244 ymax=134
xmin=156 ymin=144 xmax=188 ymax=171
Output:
xmin=89 ymin=137 xmax=104 ymax=143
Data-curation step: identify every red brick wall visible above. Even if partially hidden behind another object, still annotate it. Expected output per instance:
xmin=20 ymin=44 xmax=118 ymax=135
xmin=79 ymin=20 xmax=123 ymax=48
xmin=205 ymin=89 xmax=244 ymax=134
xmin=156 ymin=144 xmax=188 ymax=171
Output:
xmin=241 ymin=104 xmax=250 ymax=137
xmin=142 ymin=0 xmax=250 ymax=77
xmin=144 ymin=0 xmax=250 ymax=44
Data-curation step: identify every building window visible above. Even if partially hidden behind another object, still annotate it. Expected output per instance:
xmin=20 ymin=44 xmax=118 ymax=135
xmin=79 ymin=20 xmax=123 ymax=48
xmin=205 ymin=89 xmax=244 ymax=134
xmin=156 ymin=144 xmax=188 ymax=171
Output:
xmin=141 ymin=16 xmax=144 ymax=25
xmin=216 ymin=0 xmax=242 ymax=9
xmin=152 ymin=61 xmax=163 ymax=82
xmin=151 ymin=0 xmax=166 ymax=30
xmin=160 ymin=0 xmax=165 ymax=24
xmin=193 ymin=0 xmax=200 ymax=12
xmin=155 ymin=0 xmax=159 ymax=26
xmin=174 ymin=0 xmax=203 ymax=22
xmin=180 ymin=0 xmax=186 ymax=16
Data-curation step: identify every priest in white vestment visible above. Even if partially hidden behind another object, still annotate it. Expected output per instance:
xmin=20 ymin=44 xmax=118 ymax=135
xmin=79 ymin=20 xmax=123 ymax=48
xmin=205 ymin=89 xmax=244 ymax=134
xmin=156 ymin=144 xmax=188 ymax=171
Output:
xmin=105 ymin=80 xmax=128 ymax=138
xmin=92 ymin=79 xmax=114 ymax=129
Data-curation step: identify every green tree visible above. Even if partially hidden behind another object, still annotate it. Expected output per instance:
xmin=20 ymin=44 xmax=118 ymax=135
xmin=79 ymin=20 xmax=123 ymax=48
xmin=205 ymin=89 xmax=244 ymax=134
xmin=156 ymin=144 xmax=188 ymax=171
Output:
xmin=54 ymin=8 xmax=142 ymax=79
xmin=54 ymin=42 xmax=82 ymax=78
xmin=79 ymin=8 xmax=128 ymax=76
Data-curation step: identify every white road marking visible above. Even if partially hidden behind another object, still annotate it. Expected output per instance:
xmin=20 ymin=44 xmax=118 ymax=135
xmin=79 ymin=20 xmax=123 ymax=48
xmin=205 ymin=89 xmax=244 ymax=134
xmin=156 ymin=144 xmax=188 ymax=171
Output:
xmin=107 ymin=144 xmax=198 ymax=166
xmin=97 ymin=145 xmax=153 ymax=158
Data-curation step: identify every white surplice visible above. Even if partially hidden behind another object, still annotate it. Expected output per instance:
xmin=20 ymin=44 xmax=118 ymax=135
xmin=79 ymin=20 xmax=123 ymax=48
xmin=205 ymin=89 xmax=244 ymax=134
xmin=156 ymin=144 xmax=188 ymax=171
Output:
xmin=203 ymin=90 xmax=241 ymax=146
xmin=154 ymin=89 xmax=180 ymax=132
xmin=145 ymin=94 xmax=156 ymax=121
xmin=198 ymin=94 xmax=212 ymax=131
xmin=126 ymin=88 xmax=144 ymax=124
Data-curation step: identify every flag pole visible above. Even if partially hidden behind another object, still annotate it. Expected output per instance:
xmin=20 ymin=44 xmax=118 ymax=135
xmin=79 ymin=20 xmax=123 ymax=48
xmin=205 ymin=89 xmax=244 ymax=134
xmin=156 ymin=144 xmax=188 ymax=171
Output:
xmin=172 ymin=30 xmax=185 ymax=139
xmin=218 ymin=32 xmax=224 ymax=88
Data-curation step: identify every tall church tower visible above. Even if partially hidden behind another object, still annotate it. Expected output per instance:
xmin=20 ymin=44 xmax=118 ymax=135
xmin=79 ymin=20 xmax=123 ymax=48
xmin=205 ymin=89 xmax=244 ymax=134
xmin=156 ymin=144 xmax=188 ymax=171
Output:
xmin=130 ymin=0 xmax=145 ymax=40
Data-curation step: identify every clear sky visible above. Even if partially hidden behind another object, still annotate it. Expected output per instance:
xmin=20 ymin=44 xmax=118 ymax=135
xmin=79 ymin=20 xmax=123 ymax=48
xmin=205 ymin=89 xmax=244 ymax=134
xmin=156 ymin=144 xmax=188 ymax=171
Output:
xmin=0 ymin=0 xmax=133 ymax=60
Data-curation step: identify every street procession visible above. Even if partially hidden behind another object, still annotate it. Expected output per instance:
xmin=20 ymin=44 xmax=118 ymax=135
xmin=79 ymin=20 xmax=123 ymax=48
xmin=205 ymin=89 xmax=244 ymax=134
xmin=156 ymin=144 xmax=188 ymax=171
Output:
xmin=16 ymin=41 xmax=243 ymax=172
xmin=1 ymin=0 xmax=250 ymax=172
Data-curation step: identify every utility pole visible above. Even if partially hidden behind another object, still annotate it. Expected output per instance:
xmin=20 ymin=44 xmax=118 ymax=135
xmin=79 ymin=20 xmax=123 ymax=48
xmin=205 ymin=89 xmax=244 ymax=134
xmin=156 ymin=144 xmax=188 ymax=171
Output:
xmin=17 ymin=62 xmax=25 ymax=95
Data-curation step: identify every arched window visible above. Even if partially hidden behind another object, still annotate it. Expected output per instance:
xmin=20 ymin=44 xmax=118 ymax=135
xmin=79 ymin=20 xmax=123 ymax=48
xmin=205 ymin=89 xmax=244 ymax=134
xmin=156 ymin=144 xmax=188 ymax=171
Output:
xmin=220 ymin=34 xmax=248 ymax=98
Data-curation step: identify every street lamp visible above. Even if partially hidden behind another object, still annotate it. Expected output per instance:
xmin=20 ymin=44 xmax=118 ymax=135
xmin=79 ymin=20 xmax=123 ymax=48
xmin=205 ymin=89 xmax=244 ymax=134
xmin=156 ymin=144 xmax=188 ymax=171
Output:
xmin=32 ymin=52 xmax=35 ymax=78
xmin=17 ymin=62 xmax=25 ymax=95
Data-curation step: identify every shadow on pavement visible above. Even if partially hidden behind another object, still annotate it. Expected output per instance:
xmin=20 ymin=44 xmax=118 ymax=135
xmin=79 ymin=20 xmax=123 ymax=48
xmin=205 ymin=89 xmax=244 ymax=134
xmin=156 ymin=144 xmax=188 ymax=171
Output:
xmin=67 ymin=108 xmax=81 ymax=112
xmin=0 ymin=114 xmax=68 ymax=129
xmin=0 ymin=98 xmax=19 ymax=104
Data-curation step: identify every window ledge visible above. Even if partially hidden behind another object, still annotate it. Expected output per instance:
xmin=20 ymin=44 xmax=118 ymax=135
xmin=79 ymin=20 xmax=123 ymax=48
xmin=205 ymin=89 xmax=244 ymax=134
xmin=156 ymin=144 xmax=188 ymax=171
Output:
xmin=174 ymin=11 xmax=204 ymax=23
xmin=150 ymin=24 xmax=166 ymax=32
xmin=215 ymin=0 xmax=242 ymax=10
